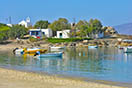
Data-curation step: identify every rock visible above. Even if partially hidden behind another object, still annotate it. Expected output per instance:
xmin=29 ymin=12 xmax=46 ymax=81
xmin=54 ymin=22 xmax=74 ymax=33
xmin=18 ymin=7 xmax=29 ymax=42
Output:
xmin=83 ymin=40 xmax=88 ymax=43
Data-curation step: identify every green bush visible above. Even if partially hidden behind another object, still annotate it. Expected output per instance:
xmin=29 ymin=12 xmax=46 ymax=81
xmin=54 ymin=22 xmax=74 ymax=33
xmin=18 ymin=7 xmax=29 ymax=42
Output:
xmin=47 ymin=38 xmax=91 ymax=43
xmin=29 ymin=37 xmax=39 ymax=42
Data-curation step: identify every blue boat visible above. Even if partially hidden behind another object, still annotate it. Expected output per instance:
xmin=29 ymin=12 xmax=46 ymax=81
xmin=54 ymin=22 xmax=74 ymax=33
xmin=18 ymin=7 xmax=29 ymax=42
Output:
xmin=37 ymin=52 xmax=63 ymax=58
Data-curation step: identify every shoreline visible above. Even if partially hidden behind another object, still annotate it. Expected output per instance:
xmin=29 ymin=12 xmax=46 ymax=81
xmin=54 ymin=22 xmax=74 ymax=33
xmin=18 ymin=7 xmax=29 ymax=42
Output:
xmin=0 ymin=67 xmax=127 ymax=88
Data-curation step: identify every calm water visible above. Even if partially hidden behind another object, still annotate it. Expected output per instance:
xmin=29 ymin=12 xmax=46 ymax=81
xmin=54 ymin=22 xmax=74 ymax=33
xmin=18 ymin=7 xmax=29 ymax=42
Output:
xmin=0 ymin=47 xmax=132 ymax=83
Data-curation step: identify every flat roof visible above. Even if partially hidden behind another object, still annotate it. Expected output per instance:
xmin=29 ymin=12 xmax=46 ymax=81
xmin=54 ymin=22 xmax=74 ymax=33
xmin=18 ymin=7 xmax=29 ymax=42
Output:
xmin=29 ymin=29 xmax=41 ymax=31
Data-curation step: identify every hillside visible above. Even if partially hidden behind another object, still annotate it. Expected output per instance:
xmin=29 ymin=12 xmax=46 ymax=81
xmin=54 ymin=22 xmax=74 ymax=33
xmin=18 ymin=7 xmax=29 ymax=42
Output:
xmin=114 ymin=23 xmax=132 ymax=35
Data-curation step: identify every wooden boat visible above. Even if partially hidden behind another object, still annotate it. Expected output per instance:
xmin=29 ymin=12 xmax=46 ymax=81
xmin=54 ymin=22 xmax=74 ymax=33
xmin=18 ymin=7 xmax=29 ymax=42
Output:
xmin=50 ymin=46 xmax=65 ymax=51
xmin=88 ymin=45 xmax=98 ymax=49
xmin=37 ymin=52 xmax=63 ymax=58
xmin=14 ymin=48 xmax=47 ymax=55
xmin=124 ymin=46 xmax=132 ymax=53
xmin=14 ymin=49 xmax=23 ymax=55
xmin=24 ymin=48 xmax=47 ymax=54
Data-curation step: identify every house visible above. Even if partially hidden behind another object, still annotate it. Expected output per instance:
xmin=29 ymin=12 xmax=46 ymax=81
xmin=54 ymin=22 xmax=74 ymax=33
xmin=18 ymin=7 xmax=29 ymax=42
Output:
xmin=19 ymin=17 xmax=32 ymax=28
xmin=6 ymin=24 xmax=12 ymax=27
xmin=29 ymin=29 xmax=41 ymax=38
xmin=57 ymin=30 xmax=70 ymax=38
xmin=95 ymin=26 xmax=118 ymax=38
xmin=29 ymin=28 xmax=52 ymax=38
xmin=41 ymin=29 xmax=53 ymax=37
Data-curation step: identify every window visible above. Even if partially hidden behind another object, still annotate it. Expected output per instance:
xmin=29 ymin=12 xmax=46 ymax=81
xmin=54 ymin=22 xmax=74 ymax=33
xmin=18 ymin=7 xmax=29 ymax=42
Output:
xmin=31 ymin=31 xmax=35 ymax=35
xmin=43 ymin=32 xmax=45 ymax=35
xmin=36 ymin=31 xmax=39 ymax=36
xmin=60 ymin=33 xmax=62 ymax=38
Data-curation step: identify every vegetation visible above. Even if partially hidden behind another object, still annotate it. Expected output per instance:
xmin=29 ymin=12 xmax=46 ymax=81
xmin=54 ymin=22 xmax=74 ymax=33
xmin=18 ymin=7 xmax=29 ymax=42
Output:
xmin=76 ymin=19 xmax=103 ymax=38
xmin=8 ymin=25 xmax=28 ymax=39
xmin=29 ymin=37 xmax=39 ymax=42
xmin=49 ymin=18 xmax=71 ymax=36
xmin=34 ymin=20 xmax=50 ymax=29
xmin=0 ymin=24 xmax=10 ymax=42
xmin=47 ymin=38 xmax=91 ymax=43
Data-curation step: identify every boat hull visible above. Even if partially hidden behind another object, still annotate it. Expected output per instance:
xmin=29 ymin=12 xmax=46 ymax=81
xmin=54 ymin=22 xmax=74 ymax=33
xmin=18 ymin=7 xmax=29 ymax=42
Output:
xmin=24 ymin=49 xmax=47 ymax=54
xmin=50 ymin=47 xmax=65 ymax=51
xmin=38 ymin=52 xmax=63 ymax=58
xmin=88 ymin=46 xmax=98 ymax=49
xmin=15 ymin=48 xmax=47 ymax=55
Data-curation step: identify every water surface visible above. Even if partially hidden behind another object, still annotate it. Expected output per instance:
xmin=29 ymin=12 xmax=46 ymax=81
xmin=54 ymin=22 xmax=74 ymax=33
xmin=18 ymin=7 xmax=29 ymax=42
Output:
xmin=0 ymin=47 xmax=132 ymax=83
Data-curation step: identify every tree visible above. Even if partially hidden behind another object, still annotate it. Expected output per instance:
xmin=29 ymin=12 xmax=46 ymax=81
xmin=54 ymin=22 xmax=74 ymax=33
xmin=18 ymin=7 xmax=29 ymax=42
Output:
xmin=76 ymin=20 xmax=92 ymax=37
xmin=89 ymin=19 xmax=103 ymax=38
xmin=0 ymin=24 xmax=10 ymax=42
xmin=8 ymin=25 xmax=28 ymax=39
xmin=89 ymin=19 xmax=102 ymax=34
xmin=34 ymin=20 xmax=50 ymax=29
xmin=76 ymin=20 xmax=88 ymax=30
xmin=49 ymin=18 xmax=71 ymax=36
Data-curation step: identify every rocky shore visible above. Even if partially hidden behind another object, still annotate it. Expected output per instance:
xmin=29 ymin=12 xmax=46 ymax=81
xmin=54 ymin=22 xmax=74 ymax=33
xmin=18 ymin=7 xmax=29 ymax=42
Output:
xmin=0 ymin=38 xmax=120 ymax=51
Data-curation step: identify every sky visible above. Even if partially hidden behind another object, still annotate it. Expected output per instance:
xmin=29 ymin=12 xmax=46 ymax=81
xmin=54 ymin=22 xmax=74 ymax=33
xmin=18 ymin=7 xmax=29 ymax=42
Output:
xmin=0 ymin=0 xmax=132 ymax=26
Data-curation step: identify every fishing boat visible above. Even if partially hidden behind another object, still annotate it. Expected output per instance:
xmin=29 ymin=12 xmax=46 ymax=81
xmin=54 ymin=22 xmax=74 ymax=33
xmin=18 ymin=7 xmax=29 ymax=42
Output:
xmin=88 ymin=45 xmax=98 ymax=49
xmin=14 ymin=48 xmax=23 ymax=55
xmin=124 ymin=46 xmax=132 ymax=53
xmin=24 ymin=48 xmax=47 ymax=54
xmin=14 ymin=48 xmax=47 ymax=55
xmin=36 ymin=52 xmax=63 ymax=58
xmin=50 ymin=46 xmax=65 ymax=51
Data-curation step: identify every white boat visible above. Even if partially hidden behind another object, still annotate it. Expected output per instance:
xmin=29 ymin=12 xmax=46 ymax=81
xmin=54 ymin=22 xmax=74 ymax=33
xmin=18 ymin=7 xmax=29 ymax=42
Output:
xmin=88 ymin=46 xmax=98 ymax=49
xmin=50 ymin=46 xmax=65 ymax=51
xmin=37 ymin=52 xmax=63 ymax=58
xmin=124 ymin=46 xmax=132 ymax=53
xmin=14 ymin=49 xmax=23 ymax=54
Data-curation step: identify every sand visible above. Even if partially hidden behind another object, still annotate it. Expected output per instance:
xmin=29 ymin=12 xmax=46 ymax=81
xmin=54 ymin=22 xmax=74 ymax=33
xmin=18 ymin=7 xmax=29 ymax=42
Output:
xmin=0 ymin=40 xmax=49 ymax=51
xmin=0 ymin=68 xmax=127 ymax=88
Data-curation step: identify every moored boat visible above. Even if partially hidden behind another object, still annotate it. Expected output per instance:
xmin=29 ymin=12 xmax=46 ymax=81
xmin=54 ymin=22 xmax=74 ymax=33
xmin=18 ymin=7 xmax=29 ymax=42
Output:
xmin=124 ymin=46 xmax=132 ymax=53
xmin=14 ymin=48 xmax=47 ymax=55
xmin=37 ymin=52 xmax=63 ymax=58
xmin=14 ymin=49 xmax=23 ymax=54
xmin=88 ymin=45 xmax=98 ymax=49
xmin=50 ymin=46 xmax=65 ymax=51
xmin=24 ymin=48 xmax=47 ymax=54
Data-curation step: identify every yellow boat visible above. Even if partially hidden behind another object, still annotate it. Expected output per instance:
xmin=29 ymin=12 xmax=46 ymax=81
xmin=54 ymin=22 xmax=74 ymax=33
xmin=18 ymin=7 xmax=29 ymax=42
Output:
xmin=23 ymin=48 xmax=47 ymax=54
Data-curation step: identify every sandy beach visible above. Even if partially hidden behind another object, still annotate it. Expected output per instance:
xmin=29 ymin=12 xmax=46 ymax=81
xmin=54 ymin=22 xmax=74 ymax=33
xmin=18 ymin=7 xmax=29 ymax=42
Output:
xmin=0 ymin=67 xmax=127 ymax=88
xmin=0 ymin=40 xmax=49 ymax=51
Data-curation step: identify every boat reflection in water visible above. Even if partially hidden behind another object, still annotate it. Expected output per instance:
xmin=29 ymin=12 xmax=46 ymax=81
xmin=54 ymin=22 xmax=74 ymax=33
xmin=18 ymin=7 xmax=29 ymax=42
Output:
xmin=124 ymin=53 xmax=132 ymax=63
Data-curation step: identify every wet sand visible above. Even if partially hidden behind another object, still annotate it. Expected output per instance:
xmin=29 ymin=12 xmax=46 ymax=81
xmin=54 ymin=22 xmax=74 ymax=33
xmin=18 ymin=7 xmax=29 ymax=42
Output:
xmin=0 ymin=68 xmax=127 ymax=88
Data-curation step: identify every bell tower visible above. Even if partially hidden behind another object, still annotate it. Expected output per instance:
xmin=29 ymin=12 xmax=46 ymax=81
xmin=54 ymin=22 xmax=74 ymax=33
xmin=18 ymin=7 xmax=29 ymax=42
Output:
xmin=26 ymin=17 xmax=30 ymax=23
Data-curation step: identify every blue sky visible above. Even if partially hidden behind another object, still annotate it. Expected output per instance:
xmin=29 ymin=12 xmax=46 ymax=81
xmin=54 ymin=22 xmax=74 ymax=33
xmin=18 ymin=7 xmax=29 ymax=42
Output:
xmin=0 ymin=0 xmax=131 ymax=26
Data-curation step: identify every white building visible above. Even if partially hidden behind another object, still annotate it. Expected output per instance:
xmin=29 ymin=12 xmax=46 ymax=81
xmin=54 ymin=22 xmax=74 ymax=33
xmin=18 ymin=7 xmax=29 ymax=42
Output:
xmin=19 ymin=17 xmax=32 ymax=28
xmin=6 ymin=24 xmax=12 ymax=27
xmin=41 ymin=29 xmax=52 ymax=37
xmin=94 ymin=32 xmax=104 ymax=39
xmin=57 ymin=30 xmax=70 ymax=38
xmin=29 ymin=28 xmax=53 ymax=38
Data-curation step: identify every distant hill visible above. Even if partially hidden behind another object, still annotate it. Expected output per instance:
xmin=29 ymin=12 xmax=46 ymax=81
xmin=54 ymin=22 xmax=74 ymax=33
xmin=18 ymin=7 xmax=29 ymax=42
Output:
xmin=114 ymin=23 xmax=132 ymax=35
